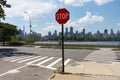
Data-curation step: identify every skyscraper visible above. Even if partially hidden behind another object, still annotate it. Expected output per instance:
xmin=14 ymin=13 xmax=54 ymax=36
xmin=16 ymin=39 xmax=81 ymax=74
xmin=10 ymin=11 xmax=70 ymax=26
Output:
xmin=81 ymin=28 xmax=85 ymax=38
xmin=110 ymin=29 xmax=115 ymax=40
xmin=104 ymin=29 xmax=108 ymax=34
xmin=54 ymin=30 xmax=57 ymax=37
xmin=70 ymin=26 xmax=73 ymax=34
xmin=48 ymin=31 xmax=52 ymax=37
xmin=66 ymin=27 xmax=68 ymax=33
xmin=103 ymin=29 xmax=109 ymax=39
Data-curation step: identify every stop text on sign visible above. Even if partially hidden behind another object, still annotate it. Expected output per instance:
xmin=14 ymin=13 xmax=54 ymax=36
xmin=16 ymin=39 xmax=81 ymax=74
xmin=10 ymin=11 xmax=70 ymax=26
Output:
xmin=56 ymin=13 xmax=69 ymax=20
xmin=55 ymin=8 xmax=70 ymax=24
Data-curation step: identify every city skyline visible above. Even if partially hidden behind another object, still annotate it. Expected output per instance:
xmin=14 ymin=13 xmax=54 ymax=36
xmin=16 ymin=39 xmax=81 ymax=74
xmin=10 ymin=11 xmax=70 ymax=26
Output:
xmin=19 ymin=26 xmax=120 ymax=36
xmin=19 ymin=26 xmax=120 ymax=41
xmin=2 ymin=0 xmax=120 ymax=36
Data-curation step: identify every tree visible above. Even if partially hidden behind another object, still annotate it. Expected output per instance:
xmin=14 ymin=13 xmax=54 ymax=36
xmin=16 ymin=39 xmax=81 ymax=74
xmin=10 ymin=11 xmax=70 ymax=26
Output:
xmin=25 ymin=34 xmax=40 ymax=42
xmin=0 ymin=0 xmax=11 ymax=20
xmin=0 ymin=22 xmax=18 ymax=46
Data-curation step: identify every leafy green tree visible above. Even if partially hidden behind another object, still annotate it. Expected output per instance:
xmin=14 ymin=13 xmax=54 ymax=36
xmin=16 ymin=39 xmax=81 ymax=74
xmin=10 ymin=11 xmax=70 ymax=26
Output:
xmin=0 ymin=0 xmax=11 ymax=20
xmin=0 ymin=22 xmax=18 ymax=46
xmin=25 ymin=34 xmax=39 ymax=42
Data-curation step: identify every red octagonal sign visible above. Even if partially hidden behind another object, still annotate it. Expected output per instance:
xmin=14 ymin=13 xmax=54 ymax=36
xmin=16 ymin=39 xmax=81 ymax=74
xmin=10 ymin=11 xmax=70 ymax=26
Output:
xmin=55 ymin=8 xmax=70 ymax=24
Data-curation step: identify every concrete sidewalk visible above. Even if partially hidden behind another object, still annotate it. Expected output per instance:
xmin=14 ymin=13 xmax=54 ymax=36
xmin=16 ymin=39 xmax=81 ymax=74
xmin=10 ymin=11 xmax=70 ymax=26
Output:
xmin=84 ymin=48 xmax=118 ymax=63
xmin=51 ymin=61 xmax=120 ymax=80
xmin=51 ymin=74 xmax=120 ymax=80
xmin=65 ymin=61 xmax=120 ymax=76
xmin=51 ymin=48 xmax=120 ymax=80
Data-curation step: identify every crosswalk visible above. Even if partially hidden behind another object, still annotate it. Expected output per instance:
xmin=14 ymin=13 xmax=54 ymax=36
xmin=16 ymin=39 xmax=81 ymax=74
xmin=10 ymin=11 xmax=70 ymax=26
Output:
xmin=2 ymin=55 xmax=72 ymax=70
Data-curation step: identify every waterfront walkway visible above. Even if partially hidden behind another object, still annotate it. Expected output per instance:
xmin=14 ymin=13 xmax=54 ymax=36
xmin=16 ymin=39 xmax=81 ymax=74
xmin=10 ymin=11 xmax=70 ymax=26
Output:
xmin=84 ymin=48 xmax=118 ymax=63
xmin=51 ymin=48 xmax=120 ymax=80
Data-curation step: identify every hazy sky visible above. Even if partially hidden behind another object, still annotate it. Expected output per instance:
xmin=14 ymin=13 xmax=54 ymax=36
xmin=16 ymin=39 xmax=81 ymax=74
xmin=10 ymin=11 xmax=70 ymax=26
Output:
xmin=2 ymin=0 xmax=120 ymax=36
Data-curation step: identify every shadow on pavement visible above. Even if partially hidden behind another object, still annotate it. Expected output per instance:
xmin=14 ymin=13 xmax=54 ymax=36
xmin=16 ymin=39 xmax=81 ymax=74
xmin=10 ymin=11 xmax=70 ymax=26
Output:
xmin=0 ymin=47 xmax=37 ymax=59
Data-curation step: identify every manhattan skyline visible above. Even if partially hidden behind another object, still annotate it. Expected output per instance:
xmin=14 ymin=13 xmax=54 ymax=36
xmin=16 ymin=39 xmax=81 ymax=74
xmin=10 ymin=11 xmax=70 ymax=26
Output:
xmin=19 ymin=26 xmax=120 ymax=41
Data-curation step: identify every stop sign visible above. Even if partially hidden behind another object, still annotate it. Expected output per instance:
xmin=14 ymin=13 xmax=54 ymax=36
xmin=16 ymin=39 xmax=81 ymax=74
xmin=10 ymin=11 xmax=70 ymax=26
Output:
xmin=55 ymin=8 xmax=70 ymax=24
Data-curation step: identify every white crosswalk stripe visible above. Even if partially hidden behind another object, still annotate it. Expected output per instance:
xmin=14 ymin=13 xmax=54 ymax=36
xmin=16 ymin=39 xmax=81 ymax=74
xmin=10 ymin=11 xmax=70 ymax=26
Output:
xmin=2 ymin=55 xmax=72 ymax=70
xmin=3 ymin=56 xmax=18 ymax=61
xmin=26 ymin=56 xmax=47 ymax=65
xmin=36 ymin=57 xmax=54 ymax=66
xmin=47 ymin=58 xmax=62 ymax=68
xmin=64 ymin=59 xmax=71 ymax=65
xmin=17 ymin=56 xmax=41 ymax=63
xmin=4 ymin=55 xmax=34 ymax=61
xmin=10 ymin=56 xmax=33 ymax=62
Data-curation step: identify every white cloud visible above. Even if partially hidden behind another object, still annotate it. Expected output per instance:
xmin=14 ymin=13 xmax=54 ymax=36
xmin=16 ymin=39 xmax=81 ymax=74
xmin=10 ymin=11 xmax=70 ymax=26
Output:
xmin=78 ymin=27 xmax=84 ymax=31
xmin=32 ymin=25 xmax=38 ymax=27
xmin=94 ymin=0 xmax=113 ymax=5
xmin=45 ymin=22 xmax=55 ymax=25
xmin=66 ymin=21 xmax=80 ymax=27
xmin=40 ymin=24 xmax=61 ymax=36
xmin=65 ymin=21 xmax=85 ymax=33
xmin=78 ymin=11 xmax=104 ymax=24
xmin=65 ymin=11 xmax=104 ymax=31
xmin=59 ymin=0 xmax=92 ymax=6
xmin=5 ymin=0 xmax=57 ymax=19
xmin=59 ymin=0 xmax=113 ymax=6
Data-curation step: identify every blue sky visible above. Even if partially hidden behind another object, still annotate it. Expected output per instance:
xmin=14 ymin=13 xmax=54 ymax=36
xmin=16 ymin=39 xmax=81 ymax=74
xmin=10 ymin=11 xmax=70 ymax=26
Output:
xmin=2 ymin=0 xmax=120 ymax=36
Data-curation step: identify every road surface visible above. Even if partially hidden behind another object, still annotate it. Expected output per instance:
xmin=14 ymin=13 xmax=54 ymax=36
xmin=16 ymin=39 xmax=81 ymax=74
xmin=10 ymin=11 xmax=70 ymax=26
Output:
xmin=0 ymin=46 xmax=94 ymax=80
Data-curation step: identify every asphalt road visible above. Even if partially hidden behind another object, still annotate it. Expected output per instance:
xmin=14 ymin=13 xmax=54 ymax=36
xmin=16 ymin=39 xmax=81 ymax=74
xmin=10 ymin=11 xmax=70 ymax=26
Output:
xmin=10 ymin=47 xmax=94 ymax=61
xmin=0 ymin=46 xmax=94 ymax=80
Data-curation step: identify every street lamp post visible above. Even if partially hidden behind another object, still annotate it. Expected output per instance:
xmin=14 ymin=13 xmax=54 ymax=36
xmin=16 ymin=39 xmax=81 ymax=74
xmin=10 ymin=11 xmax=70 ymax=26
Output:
xmin=24 ymin=12 xmax=32 ymax=35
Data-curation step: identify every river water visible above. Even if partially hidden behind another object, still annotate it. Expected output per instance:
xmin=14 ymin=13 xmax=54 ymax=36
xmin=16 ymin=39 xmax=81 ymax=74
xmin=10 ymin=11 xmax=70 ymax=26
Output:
xmin=35 ymin=41 xmax=120 ymax=46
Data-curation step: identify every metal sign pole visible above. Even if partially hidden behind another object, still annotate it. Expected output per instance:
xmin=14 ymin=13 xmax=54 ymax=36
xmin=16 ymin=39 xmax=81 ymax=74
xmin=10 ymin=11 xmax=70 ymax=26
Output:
xmin=61 ymin=24 xmax=64 ymax=73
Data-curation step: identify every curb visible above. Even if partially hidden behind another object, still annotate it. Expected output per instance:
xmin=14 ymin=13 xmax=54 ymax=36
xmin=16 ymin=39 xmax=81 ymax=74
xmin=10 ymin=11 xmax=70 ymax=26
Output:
xmin=48 ymin=73 xmax=56 ymax=80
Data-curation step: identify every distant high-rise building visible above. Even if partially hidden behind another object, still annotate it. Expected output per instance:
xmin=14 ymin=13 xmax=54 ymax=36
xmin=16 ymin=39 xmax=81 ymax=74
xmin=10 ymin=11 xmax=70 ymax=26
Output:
xmin=104 ymin=29 xmax=108 ymax=34
xmin=53 ymin=30 xmax=57 ymax=37
xmin=58 ymin=32 xmax=62 ymax=38
xmin=110 ymin=29 xmax=115 ymax=40
xmin=66 ymin=27 xmax=68 ymax=33
xmin=70 ymin=26 xmax=73 ymax=34
xmin=48 ymin=31 xmax=52 ymax=40
xmin=86 ymin=32 xmax=93 ymax=38
xmin=83 ymin=28 xmax=85 ymax=34
xmin=94 ymin=30 xmax=101 ymax=39
xmin=111 ymin=29 xmax=114 ymax=34
xmin=103 ymin=29 xmax=109 ymax=39
xmin=116 ymin=30 xmax=120 ymax=39
xmin=70 ymin=26 xmax=74 ymax=40
xmin=76 ymin=31 xmax=78 ymax=35
xmin=80 ymin=28 xmax=85 ymax=38
xmin=48 ymin=31 xmax=52 ymax=37
xmin=65 ymin=28 xmax=68 ymax=40
xmin=75 ymin=31 xmax=79 ymax=40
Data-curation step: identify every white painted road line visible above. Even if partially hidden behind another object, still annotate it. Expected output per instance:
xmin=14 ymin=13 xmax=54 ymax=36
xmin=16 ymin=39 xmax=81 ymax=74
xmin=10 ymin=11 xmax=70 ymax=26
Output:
xmin=36 ymin=57 xmax=54 ymax=66
xmin=3 ymin=56 xmax=20 ymax=61
xmin=64 ymin=59 xmax=71 ymax=65
xmin=38 ymin=65 xmax=56 ymax=70
xmin=10 ymin=56 xmax=33 ymax=62
xmin=0 ymin=65 xmax=28 ymax=77
xmin=17 ymin=56 xmax=41 ymax=63
xmin=47 ymin=58 xmax=62 ymax=68
xmin=26 ymin=56 xmax=47 ymax=65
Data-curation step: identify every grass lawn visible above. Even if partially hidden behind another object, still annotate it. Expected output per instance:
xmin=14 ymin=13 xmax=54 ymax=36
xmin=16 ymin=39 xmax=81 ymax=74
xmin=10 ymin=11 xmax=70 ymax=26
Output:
xmin=112 ymin=48 xmax=120 ymax=51
xmin=40 ymin=45 xmax=100 ymax=50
